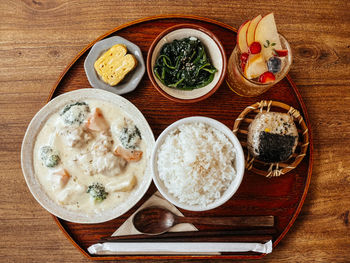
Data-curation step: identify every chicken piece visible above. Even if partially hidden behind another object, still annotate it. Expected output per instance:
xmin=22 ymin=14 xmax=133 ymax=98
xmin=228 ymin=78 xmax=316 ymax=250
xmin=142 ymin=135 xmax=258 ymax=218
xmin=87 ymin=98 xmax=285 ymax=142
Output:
xmin=75 ymin=151 xmax=127 ymax=177
xmin=92 ymin=152 xmax=127 ymax=176
xmin=57 ymin=183 xmax=85 ymax=205
xmin=91 ymin=133 xmax=113 ymax=154
xmin=85 ymin=108 xmax=109 ymax=132
xmin=58 ymin=125 xmax=92 ymax=148
xmin=49 ymin=168 xmax=71 ymax=189
xmin=105 ymin=175 xmax=137 ymax=192
xmin=114 ymin=146 xmax=143 ymax=162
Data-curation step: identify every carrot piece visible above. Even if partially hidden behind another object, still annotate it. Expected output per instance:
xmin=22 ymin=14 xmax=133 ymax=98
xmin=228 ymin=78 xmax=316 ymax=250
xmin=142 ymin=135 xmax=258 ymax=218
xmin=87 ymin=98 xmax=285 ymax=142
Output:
xmin=114 ymin=146 xmax=143 ymax=162
xmin=85 ymin=108 xmax=109 ymax=132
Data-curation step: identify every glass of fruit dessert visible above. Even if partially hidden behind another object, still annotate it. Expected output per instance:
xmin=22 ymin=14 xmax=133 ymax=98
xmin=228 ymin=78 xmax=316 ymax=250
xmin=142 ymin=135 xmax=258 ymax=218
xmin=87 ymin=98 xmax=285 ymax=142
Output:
xmin=226 ymin=13 xmax=292 ymax=97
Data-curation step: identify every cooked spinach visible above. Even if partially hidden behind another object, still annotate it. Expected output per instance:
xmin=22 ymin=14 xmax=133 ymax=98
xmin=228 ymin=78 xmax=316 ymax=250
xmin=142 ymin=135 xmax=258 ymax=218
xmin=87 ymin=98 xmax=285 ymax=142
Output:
xmin=153 ymin=37 xmax=217 ymax=90
xmin=60 ymin=101 xmax=90 ymax=125
xmin=40 ymin=146 xmax=60 ymax=168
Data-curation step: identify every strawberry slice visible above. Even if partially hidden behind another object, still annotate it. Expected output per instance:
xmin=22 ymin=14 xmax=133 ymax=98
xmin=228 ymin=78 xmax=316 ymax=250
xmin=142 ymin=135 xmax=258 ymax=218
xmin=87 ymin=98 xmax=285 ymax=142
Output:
xmin=249 ymin=42 xmax=261 ymax=54
xmin=274 ymin=49 xmax=288 ymax=57
xmin=240 ymin=52 xmax=249 ymax=63
xmin=259 ymin=71 xmax=275 ymax=83
xmin=240 ymin=52 xmax=249 ymax=70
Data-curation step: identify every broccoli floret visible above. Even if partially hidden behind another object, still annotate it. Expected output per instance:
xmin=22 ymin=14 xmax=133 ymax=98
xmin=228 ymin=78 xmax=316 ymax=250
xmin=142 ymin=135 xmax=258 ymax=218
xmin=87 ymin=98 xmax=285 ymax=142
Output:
xmin=87 ymin=183 xmax=108 ymax=202
xmin=60 ymin=101 xmax=90 ymax=125
xmin=120 ymin=125 xmax=142 ymax=149
xmin=40 ymin=146 xmax=60 ymax=168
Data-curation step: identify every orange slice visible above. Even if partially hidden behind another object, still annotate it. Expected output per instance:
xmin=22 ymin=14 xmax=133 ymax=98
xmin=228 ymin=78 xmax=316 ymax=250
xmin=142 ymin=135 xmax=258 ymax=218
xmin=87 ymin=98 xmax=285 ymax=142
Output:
xmin=244 ymin=54 xmax=268 ymax=79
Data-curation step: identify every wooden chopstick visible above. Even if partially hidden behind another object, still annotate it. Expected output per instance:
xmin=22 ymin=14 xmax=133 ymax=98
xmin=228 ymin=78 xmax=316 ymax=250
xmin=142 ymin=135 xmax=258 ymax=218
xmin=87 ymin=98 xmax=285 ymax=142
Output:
xmin=101 ymin=235 xmax=272 ymax=243
xmin=100 ymin=229 xmax=276 ymax=243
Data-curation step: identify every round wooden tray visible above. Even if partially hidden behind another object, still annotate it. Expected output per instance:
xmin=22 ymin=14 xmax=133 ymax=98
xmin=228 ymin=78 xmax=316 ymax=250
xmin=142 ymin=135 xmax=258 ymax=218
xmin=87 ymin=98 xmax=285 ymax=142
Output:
xmin=48 ymin=15 xmax=313 ymax=260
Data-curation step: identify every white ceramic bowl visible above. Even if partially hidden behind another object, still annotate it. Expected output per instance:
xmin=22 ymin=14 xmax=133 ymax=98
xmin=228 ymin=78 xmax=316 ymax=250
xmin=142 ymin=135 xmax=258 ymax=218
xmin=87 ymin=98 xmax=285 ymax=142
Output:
xmin=147 ymin=24 xmax=227 ymax=103
xmin=21 ymin=89 xmax=154 ymax=223
xmin=151 ymin=116 xmax=245 ymax=211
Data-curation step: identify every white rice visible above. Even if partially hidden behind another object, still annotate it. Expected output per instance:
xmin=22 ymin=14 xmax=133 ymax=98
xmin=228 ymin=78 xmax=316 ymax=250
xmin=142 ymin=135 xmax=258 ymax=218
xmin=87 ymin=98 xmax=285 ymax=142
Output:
xmin=157 ymin=122 xmax=236 ymax=206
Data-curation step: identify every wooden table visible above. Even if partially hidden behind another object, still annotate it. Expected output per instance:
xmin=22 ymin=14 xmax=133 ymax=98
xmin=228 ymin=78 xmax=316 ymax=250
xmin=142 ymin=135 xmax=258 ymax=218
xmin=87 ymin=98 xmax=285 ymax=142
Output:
xmin=1 ymin=1 xmax=349 ymax=262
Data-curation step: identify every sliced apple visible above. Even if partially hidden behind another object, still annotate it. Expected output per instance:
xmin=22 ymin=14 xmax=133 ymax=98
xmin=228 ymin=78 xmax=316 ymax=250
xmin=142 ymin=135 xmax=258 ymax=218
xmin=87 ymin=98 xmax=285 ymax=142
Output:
xmin=246 ymin=15 xmax=262 ymax=47
xmin=254 ymin=13 xmax=282 ymax=60
xmin=244 ymin=54 xmax=268 ymax=79
xmin=237 ymin=20 xmax=250 ymax=53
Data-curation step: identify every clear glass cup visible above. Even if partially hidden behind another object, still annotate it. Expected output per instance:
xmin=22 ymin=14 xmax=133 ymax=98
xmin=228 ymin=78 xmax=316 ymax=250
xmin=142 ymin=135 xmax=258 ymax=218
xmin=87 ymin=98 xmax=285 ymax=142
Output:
xmin=226 ymin=34 xmax=292 ymax=97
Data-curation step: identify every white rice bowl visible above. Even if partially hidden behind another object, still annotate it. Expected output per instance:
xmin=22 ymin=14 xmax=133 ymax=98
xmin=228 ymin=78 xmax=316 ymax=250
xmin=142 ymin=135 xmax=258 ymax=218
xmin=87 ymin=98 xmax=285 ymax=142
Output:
xmin=152 ymin=117 xmax=245 ymax=211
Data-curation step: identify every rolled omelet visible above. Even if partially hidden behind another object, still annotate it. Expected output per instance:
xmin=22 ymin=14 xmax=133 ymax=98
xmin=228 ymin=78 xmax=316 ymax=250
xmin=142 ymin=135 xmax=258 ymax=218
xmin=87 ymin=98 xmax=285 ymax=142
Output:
xmin=94 ymin=44 xmax=137 ymax=86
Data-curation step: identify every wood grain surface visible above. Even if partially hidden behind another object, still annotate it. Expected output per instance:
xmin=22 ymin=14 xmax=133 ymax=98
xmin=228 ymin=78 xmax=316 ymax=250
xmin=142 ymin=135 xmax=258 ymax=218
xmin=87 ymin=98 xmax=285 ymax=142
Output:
xmin=0 ymin=0 xmax=349 ymax=262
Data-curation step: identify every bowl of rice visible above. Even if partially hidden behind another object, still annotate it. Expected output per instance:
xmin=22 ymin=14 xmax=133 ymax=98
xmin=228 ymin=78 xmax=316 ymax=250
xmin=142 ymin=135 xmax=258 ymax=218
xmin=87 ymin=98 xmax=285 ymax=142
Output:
xmin=151 ymin=116 xmax=245 ymax=211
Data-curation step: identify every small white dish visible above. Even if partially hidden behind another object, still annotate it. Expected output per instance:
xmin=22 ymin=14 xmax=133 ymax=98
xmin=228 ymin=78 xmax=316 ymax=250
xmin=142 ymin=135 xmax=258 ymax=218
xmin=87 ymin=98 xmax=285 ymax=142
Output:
xmin=84 ymin=36 xmax=145 ymax=95
xmin=151 ymin=116 xmax=245 ymax=211
xmin=21 ymin=89 xmax=154 ymax=223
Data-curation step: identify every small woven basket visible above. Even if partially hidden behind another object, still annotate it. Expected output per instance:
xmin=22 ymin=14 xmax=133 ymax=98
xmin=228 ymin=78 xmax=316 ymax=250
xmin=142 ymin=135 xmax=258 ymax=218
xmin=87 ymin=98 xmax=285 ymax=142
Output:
xmin=233 ymin=100 xmax=309 ymax=177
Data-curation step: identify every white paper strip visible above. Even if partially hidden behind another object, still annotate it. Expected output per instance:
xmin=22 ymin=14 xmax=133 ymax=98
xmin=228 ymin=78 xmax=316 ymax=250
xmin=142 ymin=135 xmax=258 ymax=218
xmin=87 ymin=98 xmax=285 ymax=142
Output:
xmin=87 ymin=240 xmax=273 ymax=255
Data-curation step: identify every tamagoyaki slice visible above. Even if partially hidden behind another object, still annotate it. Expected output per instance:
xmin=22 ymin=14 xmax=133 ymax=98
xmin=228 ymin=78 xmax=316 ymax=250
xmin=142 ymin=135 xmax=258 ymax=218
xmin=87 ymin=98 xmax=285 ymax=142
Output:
xmin=94 ymin=44 xmax=137 ymax=86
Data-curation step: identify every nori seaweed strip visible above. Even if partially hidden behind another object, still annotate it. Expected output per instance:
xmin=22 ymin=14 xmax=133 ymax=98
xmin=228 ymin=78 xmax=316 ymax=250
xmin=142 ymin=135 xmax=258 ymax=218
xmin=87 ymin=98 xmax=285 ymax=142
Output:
xmin=257 ymin=131 xmax=297 ymax=163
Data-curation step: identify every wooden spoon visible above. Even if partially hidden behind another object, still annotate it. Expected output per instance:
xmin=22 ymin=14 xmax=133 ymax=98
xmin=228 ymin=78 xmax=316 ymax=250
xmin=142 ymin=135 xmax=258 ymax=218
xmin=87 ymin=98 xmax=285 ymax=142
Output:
xmin=132 ymin=206 xmax=274 ymax=235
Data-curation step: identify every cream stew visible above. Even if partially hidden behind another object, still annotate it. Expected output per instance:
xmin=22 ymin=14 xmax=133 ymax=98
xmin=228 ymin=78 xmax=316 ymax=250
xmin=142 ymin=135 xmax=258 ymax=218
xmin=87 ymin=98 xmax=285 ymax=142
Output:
xmin=33 ymin=99 xmax=147 ymax=214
